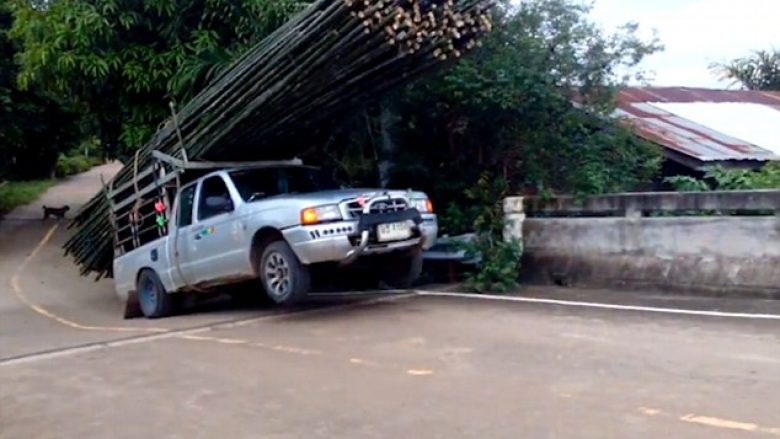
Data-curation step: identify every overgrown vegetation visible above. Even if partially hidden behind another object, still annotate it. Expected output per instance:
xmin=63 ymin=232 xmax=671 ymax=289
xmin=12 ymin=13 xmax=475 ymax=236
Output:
xmin=461 ymin=174 xmax=523 ymax=293
xmin=0 ymin=179 xmax=54 ymax=214
xmin=666 ymin=163 xmax=780 ymax=191
xmin=10 ymin=0 xmax=306 ymax=161
xmin=1 ymin=0 xmax=81 ymax=180
xmin=7 ymin=0 xmax=662 ymax=197
xmin=55 ymin=153 xmax=102 ymax=178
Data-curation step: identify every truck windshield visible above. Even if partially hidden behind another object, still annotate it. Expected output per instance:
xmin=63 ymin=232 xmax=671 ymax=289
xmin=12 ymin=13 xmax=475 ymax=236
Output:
xmin=230 ymin=167 xmax=339 ymax=202
xmin=282 ymin=167 xmax=340 ymax=194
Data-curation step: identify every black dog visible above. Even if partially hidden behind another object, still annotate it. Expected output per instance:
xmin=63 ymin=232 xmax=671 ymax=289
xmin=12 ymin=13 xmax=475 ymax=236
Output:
xmin=42 ymin=205 xmax=70 ymax=221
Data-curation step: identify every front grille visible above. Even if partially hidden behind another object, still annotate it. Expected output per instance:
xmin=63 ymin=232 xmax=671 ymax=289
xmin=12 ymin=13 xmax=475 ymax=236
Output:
xmin=346 ymin=197 xmax=408 ymax=218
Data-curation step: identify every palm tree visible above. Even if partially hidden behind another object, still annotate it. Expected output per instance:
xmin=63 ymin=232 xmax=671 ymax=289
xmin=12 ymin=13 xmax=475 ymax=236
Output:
xmin=712 ymin=49 xmax=780 ymax=91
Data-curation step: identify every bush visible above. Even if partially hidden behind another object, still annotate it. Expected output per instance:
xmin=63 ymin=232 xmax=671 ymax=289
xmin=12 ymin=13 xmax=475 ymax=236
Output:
xmin=54 ymin=154 xmax=101 ymax=178
xmin=666 ymin=163 xmax=780 ymax=192
xmin=439 ymin=203 xmax=473 ymax=237
xmin=0 ymin=180 xmax=55 ymax=214
xmin=461 ymin=173 xmax=523 ymax=293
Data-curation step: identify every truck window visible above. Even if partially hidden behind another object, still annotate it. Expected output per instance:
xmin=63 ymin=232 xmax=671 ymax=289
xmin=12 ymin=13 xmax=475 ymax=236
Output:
xmin=198 ymin=176 xmax=234 ymax=220
xmin=230 ymin=169 xmax=280 ymax=202
xmin=177 ymin=185 xmax=196 ymax=227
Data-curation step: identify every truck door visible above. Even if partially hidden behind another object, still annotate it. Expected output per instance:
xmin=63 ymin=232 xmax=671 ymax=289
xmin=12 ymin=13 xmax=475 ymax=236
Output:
xmin=170 ymin=184 xmax=197 ymax=288
xmin=186 ymin=175 xmax=245 ymax=285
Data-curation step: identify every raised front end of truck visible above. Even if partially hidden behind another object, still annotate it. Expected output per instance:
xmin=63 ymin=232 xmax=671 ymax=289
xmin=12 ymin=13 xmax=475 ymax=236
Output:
xmin=283 ymin=191 xmax=437 ymax=267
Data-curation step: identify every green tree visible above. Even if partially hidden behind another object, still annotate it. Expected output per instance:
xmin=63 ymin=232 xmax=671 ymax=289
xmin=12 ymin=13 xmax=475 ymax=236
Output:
xmin=383 ymin=0 xmax=662 ymax=210
xmin=1 ymin=0 xmax=80 ymax=179
xmin=10 ymin=0 xmax=306 ymax=160
xmin=713 ymin=49 xmax=780 ymax=91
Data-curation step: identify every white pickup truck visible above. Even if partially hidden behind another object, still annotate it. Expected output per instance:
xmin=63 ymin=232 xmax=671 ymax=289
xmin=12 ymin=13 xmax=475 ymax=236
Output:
xmin=112 ymin=163 xmax=437 ymax=318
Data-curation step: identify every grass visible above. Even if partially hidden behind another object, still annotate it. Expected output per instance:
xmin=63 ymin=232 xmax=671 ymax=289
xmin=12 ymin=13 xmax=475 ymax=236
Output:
xmin=0 ymin=180 xmax=56 ymax=215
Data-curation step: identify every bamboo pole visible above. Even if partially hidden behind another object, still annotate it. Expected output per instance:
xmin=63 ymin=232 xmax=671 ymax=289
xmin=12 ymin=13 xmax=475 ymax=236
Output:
xmin=65 ymin=0 xmax=495 ymax=279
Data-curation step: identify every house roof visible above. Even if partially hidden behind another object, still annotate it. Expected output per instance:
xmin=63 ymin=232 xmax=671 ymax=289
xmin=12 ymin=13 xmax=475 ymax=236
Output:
xmin=616 ymin=87 xmax=780 ymax=164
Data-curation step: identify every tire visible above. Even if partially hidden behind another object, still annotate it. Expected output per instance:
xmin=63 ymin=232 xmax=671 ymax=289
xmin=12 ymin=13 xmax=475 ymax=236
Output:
xmin=258 ymin=241 xmax=311 ymax=305
xmin=381 ymin=248 xmax=423 ymax=289
xmin=137 ymin=269 xmax=177 ymax=319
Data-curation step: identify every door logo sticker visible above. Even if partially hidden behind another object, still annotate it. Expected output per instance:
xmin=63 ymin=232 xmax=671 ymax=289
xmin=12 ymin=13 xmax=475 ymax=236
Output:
xmin=198 ymin=226 xmax=216 ymax=239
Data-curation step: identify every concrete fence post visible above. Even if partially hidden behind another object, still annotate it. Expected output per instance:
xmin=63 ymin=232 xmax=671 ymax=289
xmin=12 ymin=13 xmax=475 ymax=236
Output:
xmin=503 ymin=196 xmax=525 ymax=243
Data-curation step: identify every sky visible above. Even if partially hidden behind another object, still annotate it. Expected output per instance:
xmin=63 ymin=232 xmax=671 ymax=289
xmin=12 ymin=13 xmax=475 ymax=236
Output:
xmin=588 ymin=0 xmax=780 ymax=89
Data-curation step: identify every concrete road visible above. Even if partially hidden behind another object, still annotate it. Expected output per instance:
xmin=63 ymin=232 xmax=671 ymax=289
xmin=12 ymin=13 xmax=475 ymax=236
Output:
xmin=2 ymin=166 xmax=780 ymax=438
xmin=2 ymin=295 xmax=780 ymax=439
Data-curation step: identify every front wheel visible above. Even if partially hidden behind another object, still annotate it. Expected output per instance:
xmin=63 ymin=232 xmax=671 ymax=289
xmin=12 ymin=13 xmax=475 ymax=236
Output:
xmin=258 ymin=241 xmax=311 ymax=305
xmin=381 ymin=249 xmax=423 ymax=289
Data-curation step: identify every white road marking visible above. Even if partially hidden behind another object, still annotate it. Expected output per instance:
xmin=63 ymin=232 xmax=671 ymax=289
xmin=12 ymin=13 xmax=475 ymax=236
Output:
xmin=639 ymin=407 xmax=780 ymax=436
xmin=407 ymin=369 xmax=434 ymax=376
xmin=417 ymin=291 xmax=780 ymax=321
xmin=680 ymin=414 xmax=759 ymax=432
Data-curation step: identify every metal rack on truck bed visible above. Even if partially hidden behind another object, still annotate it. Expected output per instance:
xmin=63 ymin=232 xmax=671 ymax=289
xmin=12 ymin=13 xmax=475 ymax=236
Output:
xmin=104 ymin=149 xmax=302 ymax=256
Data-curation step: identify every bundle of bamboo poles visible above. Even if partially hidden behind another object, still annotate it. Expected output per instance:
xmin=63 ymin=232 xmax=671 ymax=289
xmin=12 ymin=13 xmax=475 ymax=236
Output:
xmin=65 ymin=0 xmax=493 ymax=279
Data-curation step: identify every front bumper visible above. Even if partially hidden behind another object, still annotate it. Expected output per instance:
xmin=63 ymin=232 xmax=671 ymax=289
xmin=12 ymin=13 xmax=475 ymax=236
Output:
xmin=283 ymin=213 xmax=438 ymax=265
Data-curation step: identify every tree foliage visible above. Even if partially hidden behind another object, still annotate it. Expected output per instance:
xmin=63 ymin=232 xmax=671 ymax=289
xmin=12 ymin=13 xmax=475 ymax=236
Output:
xmin=1 ymin=0 xmax=80 ymax=179
xmin=386 ymin=0 xmax=662 ymax=208
xmin=10 ymin=0 xmax=305 ymax=160
xmin=666 ymin=163 xmax=780 ymax=192
xmin=713 ymin=49 xmax=780 ymax=91
xmin=8 ymin=0 xmax=663 ymax=204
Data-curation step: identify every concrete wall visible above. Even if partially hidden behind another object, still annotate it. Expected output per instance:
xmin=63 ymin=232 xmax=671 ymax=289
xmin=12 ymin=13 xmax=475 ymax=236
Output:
xmin=505 ymin=192 xmax=780 ymax=298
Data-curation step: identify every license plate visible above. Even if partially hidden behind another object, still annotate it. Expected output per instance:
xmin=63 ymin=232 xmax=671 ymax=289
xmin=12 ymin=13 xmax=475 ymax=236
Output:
xmin=377 ymin=221 xmax=412 ymax=242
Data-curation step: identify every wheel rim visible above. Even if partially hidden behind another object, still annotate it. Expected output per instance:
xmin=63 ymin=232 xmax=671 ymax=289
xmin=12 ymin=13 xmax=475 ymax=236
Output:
xmin=139 ymin=276 xmax=158 ymax=315
xmin=264 ymin=252 xmax=291 ymax=298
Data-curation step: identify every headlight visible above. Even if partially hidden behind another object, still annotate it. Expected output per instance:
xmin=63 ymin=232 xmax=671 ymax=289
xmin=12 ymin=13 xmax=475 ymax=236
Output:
xmin=412 ymin=198 xmax=433 ymax=213
xmin=301 ymin=204 xmax=342 ymax=225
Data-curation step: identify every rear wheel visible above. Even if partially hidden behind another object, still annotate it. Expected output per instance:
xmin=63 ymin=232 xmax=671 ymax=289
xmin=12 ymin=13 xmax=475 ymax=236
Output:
xmin=258 ymin=241 xmax=311 ymax=305
xmin=137 ymin=269 xmax=177 ymax=319
xmin=381 ymin=249 xmax=423 ymax=289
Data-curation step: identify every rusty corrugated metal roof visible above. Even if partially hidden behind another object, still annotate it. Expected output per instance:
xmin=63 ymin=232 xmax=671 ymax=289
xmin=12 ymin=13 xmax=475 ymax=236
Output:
xmin=617 ymin=87 xmax=780 ymax=163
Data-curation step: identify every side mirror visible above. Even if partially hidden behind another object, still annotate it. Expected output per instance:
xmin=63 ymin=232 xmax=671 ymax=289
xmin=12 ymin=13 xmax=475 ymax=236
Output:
xmin=205 ymin=196 xmax=233 ymax=212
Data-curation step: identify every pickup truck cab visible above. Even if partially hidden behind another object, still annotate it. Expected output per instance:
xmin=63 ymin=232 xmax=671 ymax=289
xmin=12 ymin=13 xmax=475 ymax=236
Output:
xmin=113 ymin=164 xmax=437 ymax=318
